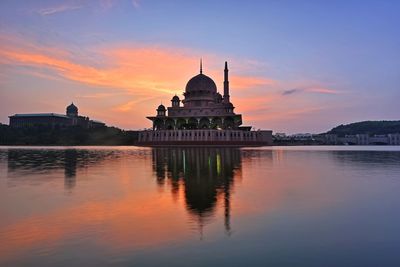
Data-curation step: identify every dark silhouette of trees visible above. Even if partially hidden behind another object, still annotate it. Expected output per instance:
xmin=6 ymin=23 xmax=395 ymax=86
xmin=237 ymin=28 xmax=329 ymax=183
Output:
xmin=326 ymin=120 xmax=400 ymax=137
xmin=0 ymin=125 xmax=138 ymax=145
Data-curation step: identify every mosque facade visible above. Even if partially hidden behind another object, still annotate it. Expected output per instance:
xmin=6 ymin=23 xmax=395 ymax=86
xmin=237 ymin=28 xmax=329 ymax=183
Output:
xmin=137 ymin=61 xmax=272 ymax=146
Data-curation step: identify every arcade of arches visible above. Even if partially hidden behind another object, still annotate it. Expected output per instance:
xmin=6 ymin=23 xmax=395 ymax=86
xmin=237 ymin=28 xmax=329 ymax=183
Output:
xmin=153 ymin=116 xmax=237 ymax=130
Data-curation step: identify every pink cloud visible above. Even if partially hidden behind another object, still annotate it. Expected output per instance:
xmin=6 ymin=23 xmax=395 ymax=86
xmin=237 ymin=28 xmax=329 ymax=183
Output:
xmin=99 ymin=0 xmax=118 ymax=10
xmin=307 ymin=87 xmax=343 ymax=94
xmin=132 ymin=0 xmax=141 ymax=9
xmin=36 ymin=4 xmax=83 ymax=16
xmin=282 ymin=86 xmax=343 ymax=96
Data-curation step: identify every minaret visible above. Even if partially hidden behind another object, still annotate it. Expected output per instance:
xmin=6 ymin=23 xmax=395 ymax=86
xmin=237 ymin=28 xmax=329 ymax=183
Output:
xmin=223 ymin=61 xmax=230 ymax=103
xmin=200 ymin=58 xmax=203 ymax=74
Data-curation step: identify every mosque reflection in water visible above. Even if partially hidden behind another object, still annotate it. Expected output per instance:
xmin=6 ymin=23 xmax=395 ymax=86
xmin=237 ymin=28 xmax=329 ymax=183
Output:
xmin=5 ymin=147 xmax=243 ymax=234
xmin=152 ymin=147 xmax=242 ymax=235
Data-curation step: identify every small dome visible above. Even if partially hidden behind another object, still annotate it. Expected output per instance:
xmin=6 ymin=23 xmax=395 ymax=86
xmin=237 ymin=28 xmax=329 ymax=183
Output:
xmin=215 ymin=93 xmax=223 ymax=103
xmin=172 ymin=95 xmax=180 ymax=101
xmin=66 ymin=103 xmax=78 ymax=112
xmin=157 ymin=104 xmax=166 ymax=111
xmin=185 ymin=74 xmax=217 ymax=94
xmin=226 ymin=102 xmax=234 ymax=107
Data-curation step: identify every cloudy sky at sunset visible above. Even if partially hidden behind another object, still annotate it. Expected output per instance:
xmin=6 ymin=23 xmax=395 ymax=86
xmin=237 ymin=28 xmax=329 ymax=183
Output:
xmin=1 ymin=0 xmax=399 ymax=133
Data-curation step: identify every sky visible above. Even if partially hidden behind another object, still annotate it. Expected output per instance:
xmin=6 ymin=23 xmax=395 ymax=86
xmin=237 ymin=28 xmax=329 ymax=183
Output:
xmin=0 ymin=0 xmax=399 ymax=133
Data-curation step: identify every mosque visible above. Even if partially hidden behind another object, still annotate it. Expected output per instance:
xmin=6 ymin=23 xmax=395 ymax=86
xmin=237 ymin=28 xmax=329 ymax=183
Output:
xmin=137 ymin=61 xmax=272 ymax=146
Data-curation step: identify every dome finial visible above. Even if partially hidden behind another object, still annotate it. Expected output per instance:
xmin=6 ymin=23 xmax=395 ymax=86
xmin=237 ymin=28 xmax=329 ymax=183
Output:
xmin=200 ymin=58 xmax=203 ymax=74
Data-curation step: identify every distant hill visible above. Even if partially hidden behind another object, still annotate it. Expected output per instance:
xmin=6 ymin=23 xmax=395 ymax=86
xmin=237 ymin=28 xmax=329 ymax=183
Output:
xmin=0 ymin=125 xmax=138 ymax=145
xmin=326 ymin=120 xmax=400 ymax=137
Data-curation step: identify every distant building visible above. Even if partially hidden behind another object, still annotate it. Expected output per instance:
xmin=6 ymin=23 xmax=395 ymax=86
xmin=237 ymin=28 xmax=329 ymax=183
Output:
xmin=290 ymin=133 xmax=315 ymax=141
xmin=137 ymin=61 xmax=272 ymax=146
xmin=9 ymin=103 xmax=105 ymax=129
xmin=274 ymin=133 xmax=287 ymax=138
xmin=388 ymin=134 xmax=400 ymax=145
xmin=273 ymin=133 xmax=291 ymax=142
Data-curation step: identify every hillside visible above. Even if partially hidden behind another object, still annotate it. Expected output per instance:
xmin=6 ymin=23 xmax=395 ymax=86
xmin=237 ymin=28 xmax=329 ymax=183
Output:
xmin=326 ymin=121 xmax=400 ymax=137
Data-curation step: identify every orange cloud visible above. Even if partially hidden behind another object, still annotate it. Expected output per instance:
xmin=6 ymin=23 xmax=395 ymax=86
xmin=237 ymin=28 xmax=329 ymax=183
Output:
xmin=0 ymin=34 xmax=342 ymax=132
xmin=113 ymin=96 xmax=160 ymax=112
xmin=0 ymin=36 xmax=273 ymax=118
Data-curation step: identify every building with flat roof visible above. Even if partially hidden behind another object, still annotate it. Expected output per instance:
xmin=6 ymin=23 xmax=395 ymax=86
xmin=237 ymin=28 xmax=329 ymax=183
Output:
xmin=9 ymin=103 xmax=105 ymax=129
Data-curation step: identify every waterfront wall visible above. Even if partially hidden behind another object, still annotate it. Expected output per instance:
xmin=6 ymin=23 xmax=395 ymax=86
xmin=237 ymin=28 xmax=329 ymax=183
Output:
xmin=137 ymin=129 xmax=272 ymax=146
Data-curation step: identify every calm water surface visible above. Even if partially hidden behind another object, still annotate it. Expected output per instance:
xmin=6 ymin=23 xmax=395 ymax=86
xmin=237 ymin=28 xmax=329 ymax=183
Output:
xmin=1 ymin=146 xmax=400 ymax=267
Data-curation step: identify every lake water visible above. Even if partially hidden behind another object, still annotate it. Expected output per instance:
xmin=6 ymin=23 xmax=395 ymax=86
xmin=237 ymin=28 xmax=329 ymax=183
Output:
xmin=1 ymin=146 xmax=400 ymax=267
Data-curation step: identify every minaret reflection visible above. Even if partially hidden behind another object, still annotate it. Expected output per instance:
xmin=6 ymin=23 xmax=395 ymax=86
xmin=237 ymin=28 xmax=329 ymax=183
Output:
xmin=64 ymin=149 xmax=78 ymax=190
xmin=152 ymin=147 xmax=242 ymax=236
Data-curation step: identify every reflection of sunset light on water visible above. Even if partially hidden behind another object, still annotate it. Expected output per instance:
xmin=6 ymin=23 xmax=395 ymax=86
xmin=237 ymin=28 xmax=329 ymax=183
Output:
xmin=2 ymin=147 xmax=400 ymax=266
xmin=216 ymin=153 xmax=221 ymax=175
xmin=183 ymin=149 xmax=186 ymax=174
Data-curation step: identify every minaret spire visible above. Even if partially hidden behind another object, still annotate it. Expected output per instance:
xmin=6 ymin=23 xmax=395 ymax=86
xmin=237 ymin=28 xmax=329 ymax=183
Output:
xmin=200 ymin=58 xmax=203 ymax=74
xmin=223 ymin=61 xmax=230 ymax=103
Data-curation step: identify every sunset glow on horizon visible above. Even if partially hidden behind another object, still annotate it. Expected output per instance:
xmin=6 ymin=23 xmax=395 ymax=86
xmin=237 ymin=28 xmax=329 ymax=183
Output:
xmin=1 ymin=0 xmax=399 ymax=133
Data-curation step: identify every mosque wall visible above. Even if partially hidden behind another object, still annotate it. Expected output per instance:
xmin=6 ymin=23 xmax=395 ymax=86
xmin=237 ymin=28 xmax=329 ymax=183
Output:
xmin=137 ymin=129 xmax=273 ymax=146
